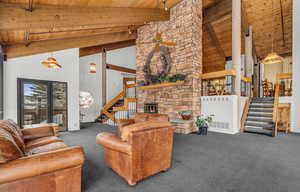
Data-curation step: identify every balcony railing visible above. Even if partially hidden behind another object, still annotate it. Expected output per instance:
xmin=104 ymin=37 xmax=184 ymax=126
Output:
xmin=276 ymin=73 xmax=292 ymax=96
xmin=201 ymin=70 xmax=251 ymax=97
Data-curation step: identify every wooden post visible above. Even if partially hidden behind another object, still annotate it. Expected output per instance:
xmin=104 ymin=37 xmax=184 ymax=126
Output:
xmin=102 ymin=49 xmax=107 ymax=107
xmin=0 ymin=45 xmax=4 ymax=120
xmin=232 ymin=0 xmax=242 ymax=132
xmin=232 ymin=0 xmax=241 ymax=96
xmin=291 ymin=0 xmax=300 ymax=132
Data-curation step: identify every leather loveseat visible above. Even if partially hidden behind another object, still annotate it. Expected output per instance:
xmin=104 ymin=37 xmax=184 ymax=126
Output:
xmin=0 ymin=120 xmax=85 ymax=192
xmin=96 ymin=113 xmax=174 ymax=186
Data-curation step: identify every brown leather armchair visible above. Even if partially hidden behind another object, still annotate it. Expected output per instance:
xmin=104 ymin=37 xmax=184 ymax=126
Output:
xmin=96 ymin=113 xmax=174 ymax=186
xmin=0 ymin=120 xmax=85 ymax=192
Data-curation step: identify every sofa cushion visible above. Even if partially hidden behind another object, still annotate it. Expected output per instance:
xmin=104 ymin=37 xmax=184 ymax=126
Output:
xmin=0 ymin=120 xmax=26 ymax=153
xmin=26 ymin=142 xmax=67 ymax=155
xmin=25 ymin=136 xmax=63 ymax=150
xmin=0 ymin=129 xmax=24 ymax=163
xmin=6 ymin=119 xmax=24 ymax=139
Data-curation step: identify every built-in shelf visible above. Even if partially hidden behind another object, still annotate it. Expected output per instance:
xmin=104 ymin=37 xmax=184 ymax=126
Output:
xmin=138 ymin=81 xmax=185 ymax=90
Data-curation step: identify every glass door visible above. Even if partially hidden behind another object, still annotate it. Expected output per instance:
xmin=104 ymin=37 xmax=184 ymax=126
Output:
xmin=19 ymin=80 xmax=50 ymax=126
xmin=52 ymin=82 xmax=68 ymax=131
xmin=18 ymin=79 xmax=68 ymax=131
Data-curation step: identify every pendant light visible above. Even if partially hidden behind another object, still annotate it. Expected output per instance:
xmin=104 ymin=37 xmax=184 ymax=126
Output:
xmin=41 ymin=52 xmax=62 ymax=68
xmin=262 ymin=0 xmax=283 ymax=65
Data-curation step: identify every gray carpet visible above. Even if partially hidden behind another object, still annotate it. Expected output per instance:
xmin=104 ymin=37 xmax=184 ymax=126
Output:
xmin=61 ymin=123 xmax=300 ymax=192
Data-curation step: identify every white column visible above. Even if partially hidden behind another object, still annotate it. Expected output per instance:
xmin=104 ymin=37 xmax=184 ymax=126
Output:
xmin=245 ymin=25 xmax=253 ymax=78
xmin=232 ymin=0 xmax=241 ymax=96
xmin=292 ymin=0 xmax=300 ymax=132
xmin=232 ymin=0 xmax=242 ymax=131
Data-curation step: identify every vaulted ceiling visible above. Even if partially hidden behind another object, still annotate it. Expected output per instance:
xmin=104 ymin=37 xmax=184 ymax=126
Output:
xmin=0 ymin=0 xmax=293 ymax=70
xmin=203 ymin=0 xmax=293 ymax=73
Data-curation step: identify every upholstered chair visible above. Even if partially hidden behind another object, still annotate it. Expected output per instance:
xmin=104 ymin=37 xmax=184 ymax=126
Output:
xmin=96 ymin=113 xmax=174 ymax=186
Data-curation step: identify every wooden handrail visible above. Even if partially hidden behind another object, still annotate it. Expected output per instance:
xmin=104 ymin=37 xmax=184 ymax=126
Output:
xmin=241 ymin=76 xmax=252 ymax=83
xmin=276 ymin=73 xmax=292 ymax=82
xmin=201 ymin=69 xmax=237 ymax=80
xmin=272 ymin=83 xmax=280 ymax=137
xmin=240 ymin=98 xmax=251 ymax=132
xmin=102 ymin=91 xmax=125 ymax=111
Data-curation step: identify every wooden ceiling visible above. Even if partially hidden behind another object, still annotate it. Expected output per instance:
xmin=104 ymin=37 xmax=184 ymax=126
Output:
xmin=0 ymin=0 xmax=293 ymax=70
xmin=0 ymin=0 xmax=182 ymax=58
xmin=203 ymin=0 xmax=293 ymax=73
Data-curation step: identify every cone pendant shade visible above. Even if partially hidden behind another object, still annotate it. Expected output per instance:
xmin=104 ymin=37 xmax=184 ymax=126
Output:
xmin=41 ymin=57 xmax=62 ymax=68
xmin=261 ymin=52 xmax=284 ymax=65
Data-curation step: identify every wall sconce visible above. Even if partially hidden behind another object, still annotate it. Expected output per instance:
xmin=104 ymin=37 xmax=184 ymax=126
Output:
xmin=89 ymin=63 xmax=96 ymax=73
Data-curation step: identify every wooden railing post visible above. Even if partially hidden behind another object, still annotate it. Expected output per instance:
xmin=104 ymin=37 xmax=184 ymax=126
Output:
xmin=272 ymin=84 xmax=280 ymax=137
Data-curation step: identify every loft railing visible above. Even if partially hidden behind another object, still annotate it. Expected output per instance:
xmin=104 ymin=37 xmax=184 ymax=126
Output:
xmin=276 ymin=73 xmax=292 ymax=96
xmin=201 ymin=69 xmax=251 ymax=97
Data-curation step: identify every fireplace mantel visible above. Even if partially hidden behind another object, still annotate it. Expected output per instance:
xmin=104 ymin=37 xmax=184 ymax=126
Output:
xmin=138 ymin=81 xmax=185 ymax=90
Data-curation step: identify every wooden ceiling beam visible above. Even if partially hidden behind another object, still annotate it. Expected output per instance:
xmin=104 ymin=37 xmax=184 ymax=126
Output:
xmin=3 ymin=26 xmax=140 ymax=45
xmin=203 ymin=0 xmax=232 ymax=24
xmin=0 ymin=0 xmax=183 ymax=9
xmin=80 ymin=40 xmax=136 ymax=57
xmin=4 ymin=31 xmax=137 ymax=58
xmin=204 ymin=23 xmax=226 ymax=59
xmin=106 ymin=64 xmax=136 ymax=74
xmin=0 ymin=3 xmax=169 ymax=32
xmin=279 ymin=0 xmax=286 ymax=46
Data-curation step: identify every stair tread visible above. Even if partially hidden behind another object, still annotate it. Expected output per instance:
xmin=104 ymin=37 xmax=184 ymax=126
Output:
xmin=251 ymin=101 xmax=274 ymax=104
xmin=249 ymin=109 xmax=273 ymax=113
xmin=244 ymin=127 xmax=273 ymax=136
xmin=247 ymin=118 xmax=274 ymax=123
xmin=245 ymin=122 xmax=274 ymax=128
xmin=248 ymin=113 xmax=273 ymax=117
xmin=250 ymin=105 xmax=274 ymax=108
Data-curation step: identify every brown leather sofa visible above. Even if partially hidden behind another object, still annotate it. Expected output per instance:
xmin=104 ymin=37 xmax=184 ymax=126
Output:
xmin=96 ymin=113 xmax=174 ymax=186
xmin=0 ymin=120 xmax=85 ymax=192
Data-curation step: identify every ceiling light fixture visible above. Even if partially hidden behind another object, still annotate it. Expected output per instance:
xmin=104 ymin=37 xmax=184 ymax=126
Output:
xmin=262 ymin=0 xmax=283 ymax=64
xmin=41 ymin=52 xmax=62 ymax=69
xmin=162 ymin=0 xmax=168 ymax=11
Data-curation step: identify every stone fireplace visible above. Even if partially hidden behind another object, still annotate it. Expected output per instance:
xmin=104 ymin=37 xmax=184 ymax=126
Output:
xmin=136 ymin=0 xmax=202 ymax=132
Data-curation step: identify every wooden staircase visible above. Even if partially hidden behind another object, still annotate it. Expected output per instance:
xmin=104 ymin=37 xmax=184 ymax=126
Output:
xmin=96 ymin=78 xmax=137 ymax=123
xmin=241 ymin=84 xmax=279 ymax=137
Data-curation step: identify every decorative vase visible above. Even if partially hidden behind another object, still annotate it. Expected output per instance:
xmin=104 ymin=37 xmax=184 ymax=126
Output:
xmin=198 ymin=126 xmax=208 ymax=135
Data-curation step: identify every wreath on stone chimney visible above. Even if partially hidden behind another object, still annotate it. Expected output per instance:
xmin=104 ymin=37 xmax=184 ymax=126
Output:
xmin=143 ymin=46 xmax=172 ymax=84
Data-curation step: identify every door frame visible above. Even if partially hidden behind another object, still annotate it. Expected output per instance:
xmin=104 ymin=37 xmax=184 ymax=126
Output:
xmin=17 ymin=78 xmax=68 ymax=130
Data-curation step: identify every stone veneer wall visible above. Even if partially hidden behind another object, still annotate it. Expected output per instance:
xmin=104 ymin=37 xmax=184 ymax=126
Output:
xmin=136 ymin=0 xmax=202 ymax=130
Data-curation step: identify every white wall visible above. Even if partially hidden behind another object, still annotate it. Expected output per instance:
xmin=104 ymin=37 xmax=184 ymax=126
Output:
xmin=263 ymin=56 xmax=292 ymax=84
xmin=79 ymin=46 xmax=136 ymax=122
xmin=201 ymin=95 xmax=241 ymax=135
xmin=292 ymin=0 xmax=300 ymax=133
xmin=4 ymin=49 xmax=80 ymax=131
xmin=106 ymin=46 xmax=136 ymax=101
